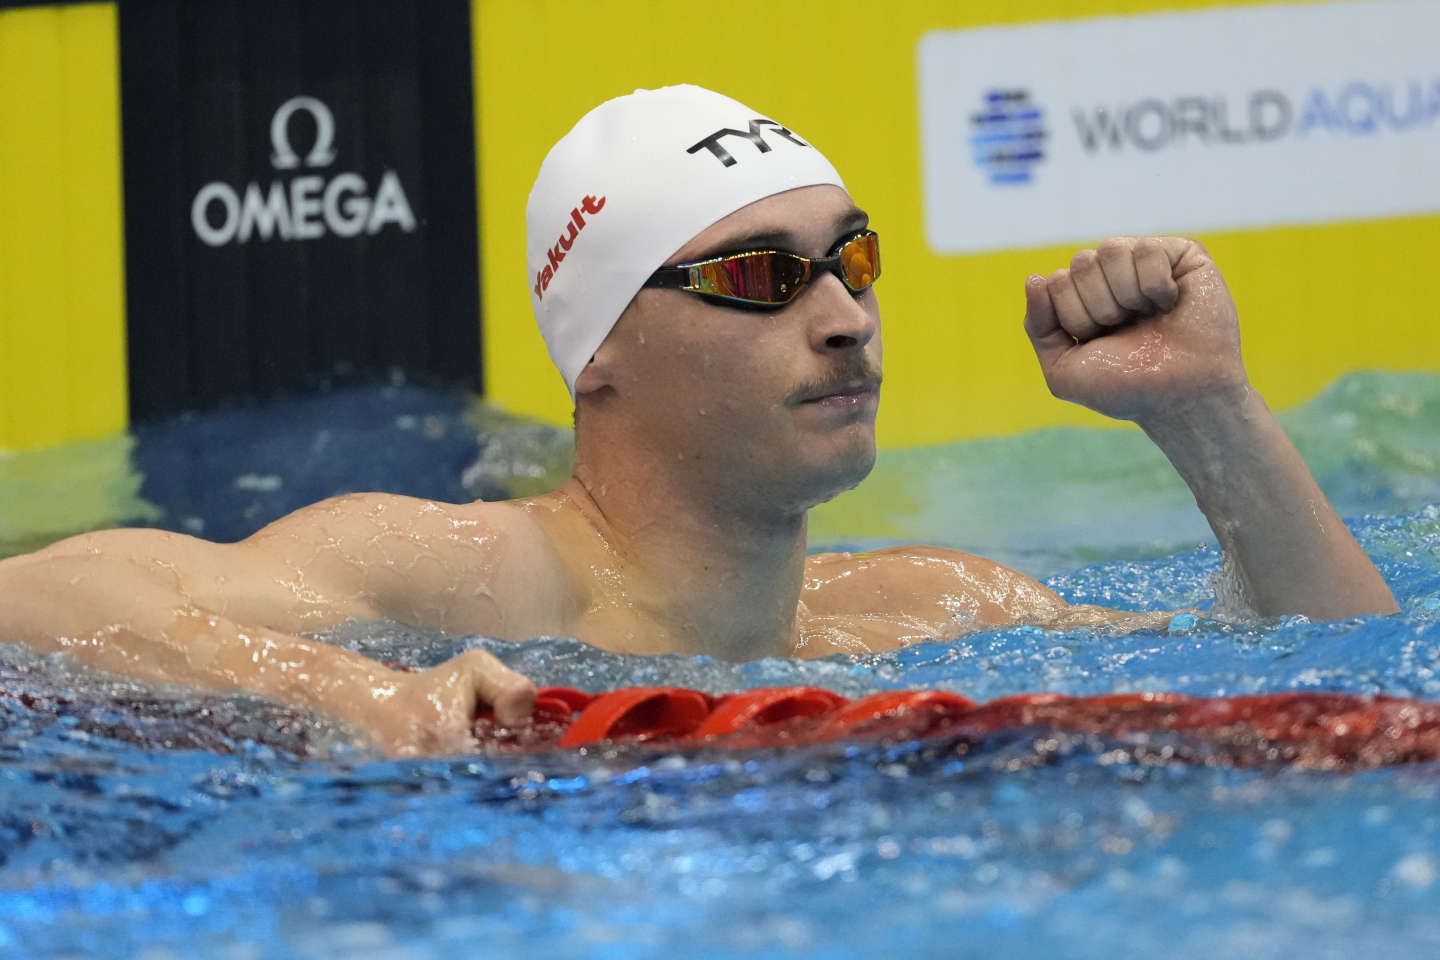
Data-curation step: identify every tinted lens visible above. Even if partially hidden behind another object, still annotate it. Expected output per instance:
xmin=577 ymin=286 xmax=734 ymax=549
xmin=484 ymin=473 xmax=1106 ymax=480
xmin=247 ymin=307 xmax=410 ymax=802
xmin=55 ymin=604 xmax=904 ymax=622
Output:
xmin=838 ymin=233 xmax=880 ymax=291
xmin=698 ymin=252 xmax=810 ymax=304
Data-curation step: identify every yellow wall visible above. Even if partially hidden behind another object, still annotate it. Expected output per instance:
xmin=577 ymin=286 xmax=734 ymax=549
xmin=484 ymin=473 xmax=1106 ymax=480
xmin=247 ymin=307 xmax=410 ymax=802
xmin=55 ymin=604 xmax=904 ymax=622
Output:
xmin=0 ymin=2 xmax=127 ymax=452
xmin=473 ymin=0 xmax=1440 ymax=447
xmin=1 ymin=1 xmax=1434 ymax=453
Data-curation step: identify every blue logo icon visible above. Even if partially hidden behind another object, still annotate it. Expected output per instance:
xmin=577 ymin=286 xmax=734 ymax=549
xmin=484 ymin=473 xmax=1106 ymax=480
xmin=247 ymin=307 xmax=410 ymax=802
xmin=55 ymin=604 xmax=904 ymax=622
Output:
xmin=970 ymin=89 xmax=1046 ymax=185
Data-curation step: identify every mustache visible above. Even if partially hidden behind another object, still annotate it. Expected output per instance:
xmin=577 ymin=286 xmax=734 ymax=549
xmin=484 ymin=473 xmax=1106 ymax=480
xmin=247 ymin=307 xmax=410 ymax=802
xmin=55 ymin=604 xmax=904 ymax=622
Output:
xmin=787 ymin=356 xmax=883 ymax=404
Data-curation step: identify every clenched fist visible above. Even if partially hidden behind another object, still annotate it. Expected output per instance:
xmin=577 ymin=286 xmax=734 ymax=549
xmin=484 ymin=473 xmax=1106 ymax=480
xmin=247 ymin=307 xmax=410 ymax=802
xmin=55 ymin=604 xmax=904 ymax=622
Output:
xmin=1023 ymin=237 xmax=1248 ymax=423
xmin=326 ymin=649 xmax=537 ymax=756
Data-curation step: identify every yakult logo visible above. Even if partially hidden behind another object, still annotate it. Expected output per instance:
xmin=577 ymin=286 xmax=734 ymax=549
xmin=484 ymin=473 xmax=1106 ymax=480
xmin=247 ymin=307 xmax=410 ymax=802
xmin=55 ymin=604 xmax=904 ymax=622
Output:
xmin=190 ymin=96 xmax=418 ymax=247
xmin=533 ymin=195 xmax=606 ymax=301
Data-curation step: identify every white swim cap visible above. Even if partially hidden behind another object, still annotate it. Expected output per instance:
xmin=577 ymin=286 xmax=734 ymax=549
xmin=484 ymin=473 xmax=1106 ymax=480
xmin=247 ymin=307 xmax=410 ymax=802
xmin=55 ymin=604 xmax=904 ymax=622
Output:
xmin=526 ymin=84 xmax=846 ymax=398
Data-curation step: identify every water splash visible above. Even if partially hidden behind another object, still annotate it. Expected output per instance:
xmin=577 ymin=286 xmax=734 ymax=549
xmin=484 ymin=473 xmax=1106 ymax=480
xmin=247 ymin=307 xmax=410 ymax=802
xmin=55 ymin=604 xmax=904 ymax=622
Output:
xmin=1 ymin=373 xmax=1439 ymax=958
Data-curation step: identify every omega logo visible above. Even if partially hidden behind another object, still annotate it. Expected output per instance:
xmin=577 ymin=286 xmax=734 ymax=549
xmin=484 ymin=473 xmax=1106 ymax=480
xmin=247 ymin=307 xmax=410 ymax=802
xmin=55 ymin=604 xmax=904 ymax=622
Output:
xmin=190 ymin=95 xmax=418 ymax=248
xmin=269 ymin=96 xmax=337 ymax=169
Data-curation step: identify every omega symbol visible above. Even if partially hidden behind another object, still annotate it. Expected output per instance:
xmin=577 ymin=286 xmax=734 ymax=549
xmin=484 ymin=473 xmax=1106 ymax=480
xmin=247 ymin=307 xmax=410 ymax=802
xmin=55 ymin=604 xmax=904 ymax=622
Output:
xmin=269 ymin=96 xmax=337 ymax=170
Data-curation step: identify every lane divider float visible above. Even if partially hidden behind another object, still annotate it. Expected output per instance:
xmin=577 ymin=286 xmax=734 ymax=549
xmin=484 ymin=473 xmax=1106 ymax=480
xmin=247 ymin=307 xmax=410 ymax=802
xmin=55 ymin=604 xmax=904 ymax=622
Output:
xmin=470 ymin=685 xmax=1440 ymax=768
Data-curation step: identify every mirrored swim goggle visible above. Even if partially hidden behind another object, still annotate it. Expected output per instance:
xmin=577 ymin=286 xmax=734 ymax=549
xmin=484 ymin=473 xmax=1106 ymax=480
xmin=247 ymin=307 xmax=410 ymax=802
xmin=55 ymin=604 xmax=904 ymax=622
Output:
xmin=642 ymin=230 xmax=880 ymax=309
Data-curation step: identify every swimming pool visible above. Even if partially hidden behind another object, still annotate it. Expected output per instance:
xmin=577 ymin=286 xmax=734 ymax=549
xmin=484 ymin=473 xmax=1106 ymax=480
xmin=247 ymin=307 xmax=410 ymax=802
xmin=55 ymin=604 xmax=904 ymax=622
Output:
xmin=2 ymin=371 xmax=1438 ymax=958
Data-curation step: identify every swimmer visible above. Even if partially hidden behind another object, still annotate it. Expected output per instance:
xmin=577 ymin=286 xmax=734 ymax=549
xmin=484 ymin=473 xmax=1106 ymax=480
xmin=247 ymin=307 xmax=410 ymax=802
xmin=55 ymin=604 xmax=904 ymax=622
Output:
xmin=0 ymin=85 xmax=1398 ymax=755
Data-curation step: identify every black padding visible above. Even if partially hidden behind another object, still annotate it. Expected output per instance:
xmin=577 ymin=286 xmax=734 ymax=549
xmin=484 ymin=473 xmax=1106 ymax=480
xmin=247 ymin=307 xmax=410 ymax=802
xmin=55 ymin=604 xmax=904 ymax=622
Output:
xmin=119 ymin=0 xmax=481 ymax=420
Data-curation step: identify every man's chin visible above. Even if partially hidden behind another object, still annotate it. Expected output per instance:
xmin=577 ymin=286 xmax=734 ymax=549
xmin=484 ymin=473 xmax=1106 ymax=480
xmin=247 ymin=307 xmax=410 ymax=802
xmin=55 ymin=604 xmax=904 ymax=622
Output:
xmin=796 ymin=442 xmax=877 ymax=510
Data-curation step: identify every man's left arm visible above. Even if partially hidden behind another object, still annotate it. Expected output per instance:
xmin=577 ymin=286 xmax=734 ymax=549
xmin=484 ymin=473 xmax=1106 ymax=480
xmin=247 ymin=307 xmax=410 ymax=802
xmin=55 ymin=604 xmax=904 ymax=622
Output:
xmin=1023 ymin=236 xmax=1397 ymax=620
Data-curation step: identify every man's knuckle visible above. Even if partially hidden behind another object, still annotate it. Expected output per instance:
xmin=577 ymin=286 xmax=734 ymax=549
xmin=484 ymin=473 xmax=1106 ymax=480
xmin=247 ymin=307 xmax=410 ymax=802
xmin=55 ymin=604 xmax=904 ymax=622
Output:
xmin=1143 ymin=284 xmax=1179 ymax=309
xmin=1070 ymin=249 xmax=1098 ymax=273
xmin=498 ymin=675 xmax=533 ymax=698
xmin=1096 ymin=237 xmax=1129 ymax=260
xmin=457 ymin=649 xmax=498 ymax=670
xmin=1139 ymin=275 xmax=1171 ymax=297
xmin=1094 ymin=304 xmax=1124 ymax=324
xmin=1115 ymin=290 xmax=1149 ymax=312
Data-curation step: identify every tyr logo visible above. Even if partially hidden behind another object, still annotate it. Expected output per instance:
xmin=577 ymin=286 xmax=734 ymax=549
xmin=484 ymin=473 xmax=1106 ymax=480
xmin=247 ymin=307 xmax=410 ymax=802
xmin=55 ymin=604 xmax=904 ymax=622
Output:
xmin=687 ymin=118 xmax=811 ymax=168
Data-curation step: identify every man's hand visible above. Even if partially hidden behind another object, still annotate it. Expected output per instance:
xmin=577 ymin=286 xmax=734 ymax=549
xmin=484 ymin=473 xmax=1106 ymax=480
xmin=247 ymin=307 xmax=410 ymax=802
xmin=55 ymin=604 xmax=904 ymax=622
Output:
xmin=1023 ymin=236 xmax=1246 ymax=423
xmin=329 ymin=650 xmax=537 ymax=757
xmin=1018 ymin=237 xmax=1397 ymax=620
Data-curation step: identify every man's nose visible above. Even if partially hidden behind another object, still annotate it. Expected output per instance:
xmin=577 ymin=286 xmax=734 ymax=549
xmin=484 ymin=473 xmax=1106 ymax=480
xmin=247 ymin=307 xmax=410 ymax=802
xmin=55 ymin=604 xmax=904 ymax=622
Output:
xmin=805 ymin=273 xmax=878 ymax=352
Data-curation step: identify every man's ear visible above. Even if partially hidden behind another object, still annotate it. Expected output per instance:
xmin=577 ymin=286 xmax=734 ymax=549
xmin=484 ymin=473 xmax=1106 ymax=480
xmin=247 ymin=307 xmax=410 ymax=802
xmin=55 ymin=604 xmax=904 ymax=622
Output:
xmin=576 ymin=301 xmax=637 ymax=397
xmin=574 ymin=354 xmax=611 ymax=397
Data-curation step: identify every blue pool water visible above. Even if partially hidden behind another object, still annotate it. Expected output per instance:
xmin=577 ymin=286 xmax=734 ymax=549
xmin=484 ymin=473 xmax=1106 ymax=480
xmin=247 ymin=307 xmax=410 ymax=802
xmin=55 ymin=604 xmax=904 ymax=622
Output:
xmin=1 ymin=372 xmax=1439 ymax=958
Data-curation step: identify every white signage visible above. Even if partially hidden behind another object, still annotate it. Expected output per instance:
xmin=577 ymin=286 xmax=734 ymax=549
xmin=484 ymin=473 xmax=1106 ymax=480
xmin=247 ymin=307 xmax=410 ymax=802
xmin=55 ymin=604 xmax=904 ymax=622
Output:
xmin=918 ymin=1 xmax=1440 ymax=253
xmin=191 ymin=96 xmax=418 ymax=248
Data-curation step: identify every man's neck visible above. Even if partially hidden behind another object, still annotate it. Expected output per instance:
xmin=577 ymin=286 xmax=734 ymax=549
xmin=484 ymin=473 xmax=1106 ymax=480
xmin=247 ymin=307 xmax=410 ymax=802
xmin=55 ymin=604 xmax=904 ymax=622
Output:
xmin=558 ymin=469 xmax=808 ymax=661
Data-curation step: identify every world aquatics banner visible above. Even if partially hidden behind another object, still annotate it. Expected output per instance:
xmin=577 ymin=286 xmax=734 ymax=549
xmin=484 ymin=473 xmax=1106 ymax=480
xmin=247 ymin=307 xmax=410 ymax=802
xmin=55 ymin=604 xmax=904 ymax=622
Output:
xmin=919 ymin=0 xmax=1440 ymax=253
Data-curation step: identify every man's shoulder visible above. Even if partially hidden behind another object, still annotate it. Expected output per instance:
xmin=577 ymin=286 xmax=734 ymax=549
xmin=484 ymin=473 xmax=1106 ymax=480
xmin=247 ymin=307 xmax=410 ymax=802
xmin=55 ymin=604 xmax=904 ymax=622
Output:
xmin=805 ymin=544 xmax=1009 ymax=580
xmin=243 ymin=491 xmax=558 ymax=560
xmin=803 ymin=544 xmax=1061 ymax=622
xmin=238 ymin=490 xmax=580 ymax=636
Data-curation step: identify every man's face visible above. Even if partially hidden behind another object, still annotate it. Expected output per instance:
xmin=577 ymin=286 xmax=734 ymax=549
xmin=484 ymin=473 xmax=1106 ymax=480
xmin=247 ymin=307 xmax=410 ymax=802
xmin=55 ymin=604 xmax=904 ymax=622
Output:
xmin=583 ymin=185 xmax=882 ymax=515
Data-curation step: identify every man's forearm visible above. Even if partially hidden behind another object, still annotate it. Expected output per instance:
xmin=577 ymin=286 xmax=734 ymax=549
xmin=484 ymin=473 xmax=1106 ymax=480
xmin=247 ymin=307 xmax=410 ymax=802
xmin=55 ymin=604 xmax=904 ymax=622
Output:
xmin=1 ymin=548 xmax=538 ymax=753
xmin=1141 ymin=385 xmax=1398 ymax=619
xmin=95 ymin=607 xmax=402 ymax=728
xmin=0 ymin=553 xmax=400 ymax=726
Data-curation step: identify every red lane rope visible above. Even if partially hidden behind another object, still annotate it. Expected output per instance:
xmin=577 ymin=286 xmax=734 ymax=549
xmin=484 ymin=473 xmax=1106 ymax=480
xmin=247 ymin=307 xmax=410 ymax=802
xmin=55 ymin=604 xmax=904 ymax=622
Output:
xmin=472 ymin=685 xmax=1440 ymax=769
xmin=8 ymin=669 xmax=1439 ymax=766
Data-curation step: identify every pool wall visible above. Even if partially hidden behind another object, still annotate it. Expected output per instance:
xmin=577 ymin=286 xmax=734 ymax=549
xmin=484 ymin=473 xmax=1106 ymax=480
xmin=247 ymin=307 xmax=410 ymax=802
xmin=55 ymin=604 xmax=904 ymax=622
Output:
xmin=2 ymin=0 xmax=1438 ymax=454
xmin=0 ymin=2 xmax=126 ymax=452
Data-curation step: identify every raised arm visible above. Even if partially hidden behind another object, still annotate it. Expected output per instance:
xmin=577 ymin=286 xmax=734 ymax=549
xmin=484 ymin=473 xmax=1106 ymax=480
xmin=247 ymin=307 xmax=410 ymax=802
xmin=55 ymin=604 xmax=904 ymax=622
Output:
xmin=1023 ymin=237 xmax=1397 ymax=619
xmin=0 ymin=494 xmax=561 ymax=754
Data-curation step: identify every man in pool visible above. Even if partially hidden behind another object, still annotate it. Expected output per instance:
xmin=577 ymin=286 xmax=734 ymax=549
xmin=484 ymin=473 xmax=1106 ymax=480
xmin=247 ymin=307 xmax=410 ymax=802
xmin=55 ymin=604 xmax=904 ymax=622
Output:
xmin=0 ymin=85 xmax=1398 ymax=755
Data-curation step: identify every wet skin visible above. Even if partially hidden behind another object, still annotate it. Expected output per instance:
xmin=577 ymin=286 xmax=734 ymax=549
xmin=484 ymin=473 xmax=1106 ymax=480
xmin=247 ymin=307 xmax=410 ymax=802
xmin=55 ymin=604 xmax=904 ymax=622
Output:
xmin=0 ymin=186 xmax=1396 ymax=755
